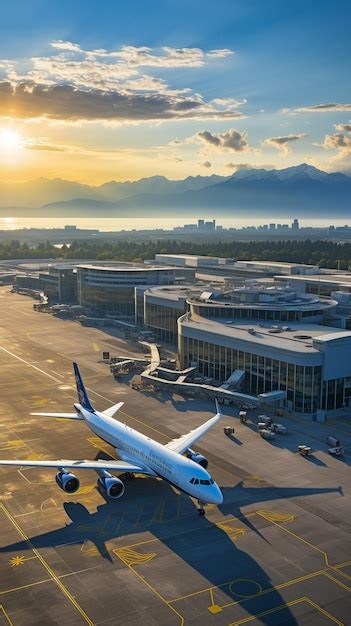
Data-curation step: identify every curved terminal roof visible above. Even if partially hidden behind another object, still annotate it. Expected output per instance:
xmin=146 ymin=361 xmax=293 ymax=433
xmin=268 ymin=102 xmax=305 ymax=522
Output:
xmin=188 ymin=284 xmax=336 ymax=312
xmin=77 ymin=264 xmax=178 ymax=272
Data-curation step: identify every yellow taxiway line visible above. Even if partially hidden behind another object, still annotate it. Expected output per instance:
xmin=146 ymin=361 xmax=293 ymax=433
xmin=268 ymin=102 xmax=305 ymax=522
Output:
xmin=0 ymin=503 xmax=93 ymax=626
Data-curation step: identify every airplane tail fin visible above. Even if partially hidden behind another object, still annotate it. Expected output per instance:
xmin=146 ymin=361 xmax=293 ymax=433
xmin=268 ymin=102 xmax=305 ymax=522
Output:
xmin=73 ymin=362 xmax=94 ymax=412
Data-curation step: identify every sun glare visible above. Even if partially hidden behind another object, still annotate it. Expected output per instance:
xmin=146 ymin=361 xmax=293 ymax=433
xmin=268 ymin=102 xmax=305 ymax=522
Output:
xmin=0 ymin=128 xmax=23 ymax=153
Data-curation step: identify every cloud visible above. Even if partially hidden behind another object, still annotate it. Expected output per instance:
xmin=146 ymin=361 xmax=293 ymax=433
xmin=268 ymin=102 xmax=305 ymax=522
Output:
xmin=293 ymin=103 xmax=351 ymax=113
xmin=335 ymin=122 xmax=351 ymax=132
xmin=98 ymin=45 xmax=234 ymax=67
xmin=0 ymin=41 xmax=243 ymax=124
xmin=0 ymin=81 xmax=245 ymax=123
xmin=225 ymin=162 xmax=250 ymax=169
xmin=197 ymin=129 xmax=249 ymax=151
xmin=24 ymin=56 xmax=139 ymax=90
xmin=207 ymin=49 xmax=234 ymax=58
xmin=263 ymin=133 xmax=306 ymax=155
xmin=322 ymin=133 xmax=351 ymax=153
xmin=210 ymin=97 xmax=247 ymax=109
xmin=197 ymin=130 xmax=220 ymax=146
xmin=0 ymin=60 xmax=14 ymax=70
xmin=23 ymin=137 xmax=91 ymax=154
xmin=25 ymin=143 xmax=67 ymax=152
xmin=320 ymin=132 xmax=351 ymax=172
xmin=202 ymin=161 xmax=212 ymax=168
xmin=47 ymin=42 xmax=234 ymax=68
xmin=23 ymin=138 xmax=162 ymax=157
xmin=51 ymin=40 xmax=82 ymax=52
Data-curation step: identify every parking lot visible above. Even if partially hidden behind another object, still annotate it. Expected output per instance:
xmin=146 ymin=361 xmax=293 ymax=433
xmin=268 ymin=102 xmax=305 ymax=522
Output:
xmin=0 ymin=287 xmax=350 ymax=625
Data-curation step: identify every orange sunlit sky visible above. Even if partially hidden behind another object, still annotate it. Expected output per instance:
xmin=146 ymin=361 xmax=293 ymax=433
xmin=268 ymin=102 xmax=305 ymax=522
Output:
xmin=0 ymin=0 xmax=350 ymax=185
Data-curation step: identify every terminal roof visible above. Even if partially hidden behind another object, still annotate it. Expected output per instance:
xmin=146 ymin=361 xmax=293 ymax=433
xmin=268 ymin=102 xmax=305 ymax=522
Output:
xmin=182 ymin=316 xmax=351 ymax=354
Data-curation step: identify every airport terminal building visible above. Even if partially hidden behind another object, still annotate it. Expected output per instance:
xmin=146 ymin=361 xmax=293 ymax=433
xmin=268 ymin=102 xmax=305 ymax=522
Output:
xmin=12 ymin=255 xmax=351 ymax=414
xmin=177 ymin=284 xmax=351 ymax=413
xmin=142 ymin=284 xmax=213 ymax=344
xmin=77 ymin=264 xmax=194 ymax=318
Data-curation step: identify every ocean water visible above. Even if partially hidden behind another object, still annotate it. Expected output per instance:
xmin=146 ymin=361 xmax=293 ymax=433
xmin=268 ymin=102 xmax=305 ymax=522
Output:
xmin=0 ymin=216 xmax=349 ymax=232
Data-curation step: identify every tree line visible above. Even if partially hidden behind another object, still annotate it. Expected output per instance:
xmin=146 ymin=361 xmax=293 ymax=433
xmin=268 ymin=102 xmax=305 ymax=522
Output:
xmin=0 ymin=238 xmax=350 ymax=269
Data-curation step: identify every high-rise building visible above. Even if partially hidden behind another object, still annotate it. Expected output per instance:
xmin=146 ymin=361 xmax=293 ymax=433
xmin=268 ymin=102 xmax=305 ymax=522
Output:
xmin=292 ymin=218 xmax=299 ymax=230
xmin=203 ymin=220 xmax=216 ymax=231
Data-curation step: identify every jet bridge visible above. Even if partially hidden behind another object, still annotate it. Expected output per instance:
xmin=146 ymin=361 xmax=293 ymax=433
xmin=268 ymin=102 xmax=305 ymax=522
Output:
xmin=139 ymin=342 xmax=260 ymax=406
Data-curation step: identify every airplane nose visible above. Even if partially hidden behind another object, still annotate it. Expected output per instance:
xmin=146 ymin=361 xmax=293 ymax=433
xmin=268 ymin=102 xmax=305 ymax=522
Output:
xmin=212 ymin=484 xmax=223 ymax=505
xmin=216 ymin=490 xmax=223 ymax=505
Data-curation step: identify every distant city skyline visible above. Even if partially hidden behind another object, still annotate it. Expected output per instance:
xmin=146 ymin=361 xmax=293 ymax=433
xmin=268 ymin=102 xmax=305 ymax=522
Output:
xmin=0 ymin=0 xmax=350 ymax=184
xmin=2 ymin=216 xmax=351 ymax=239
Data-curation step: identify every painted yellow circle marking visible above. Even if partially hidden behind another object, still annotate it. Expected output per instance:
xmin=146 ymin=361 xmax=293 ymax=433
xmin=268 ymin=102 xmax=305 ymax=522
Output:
xmin=229 ymin=578 xmax=262 ymax=599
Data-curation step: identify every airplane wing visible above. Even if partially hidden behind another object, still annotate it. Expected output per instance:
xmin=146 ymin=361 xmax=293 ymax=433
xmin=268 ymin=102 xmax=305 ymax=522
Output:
xmin=30 ymin=412 xmax=84 ymax=420
xmin=0 ymin=459 xmax=153 ymax=474
xmin=166 ymin=402 xmax=222 ymax=455
xmin=31 ymin=402 xmax=124 ymax=420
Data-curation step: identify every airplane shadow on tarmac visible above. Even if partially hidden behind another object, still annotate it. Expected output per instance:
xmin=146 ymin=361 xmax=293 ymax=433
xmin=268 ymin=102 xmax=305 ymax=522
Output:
xmin=0 ymin=474 xmax=343 ymax=626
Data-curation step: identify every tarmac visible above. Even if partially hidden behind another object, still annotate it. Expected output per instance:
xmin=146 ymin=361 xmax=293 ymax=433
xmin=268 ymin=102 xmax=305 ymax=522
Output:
xmin=0 ymin=286 xmax=350 ymax=625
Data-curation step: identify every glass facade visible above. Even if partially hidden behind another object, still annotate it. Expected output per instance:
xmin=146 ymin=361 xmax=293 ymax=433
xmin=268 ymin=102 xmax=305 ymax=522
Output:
xmin=15 ymin=273 xmax=40 ymax=291
xmin=322 ymin=378 xmax=351 ymax=410
xmin=145 ymin=302 xmax=186 ymax=345
xmin=58 ymin=269 xmax=77 ymax=304
xmin=307 ymin=283 xmax=335 ymax=296
xmin=178 ymin=334 xmax=332 ymax=413
xmin=190 ymin=303 xmax=325 ymax=322
xmin=77 ymin=267 xmax=175 ymax=318
xmin=135 ymin=288 xmax=146 ymax=326
xmin=79 ymin=283 xmax=138 ymax=317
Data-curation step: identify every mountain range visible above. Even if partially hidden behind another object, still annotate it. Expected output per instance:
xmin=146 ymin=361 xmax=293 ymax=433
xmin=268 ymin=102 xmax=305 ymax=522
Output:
xmin=0 ymin=164 xmax=350 ymax=217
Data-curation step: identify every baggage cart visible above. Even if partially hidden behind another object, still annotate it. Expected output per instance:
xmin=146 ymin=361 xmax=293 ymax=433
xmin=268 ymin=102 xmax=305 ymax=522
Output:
xmin=271 ymin=423 xmax=287 ymax=434
xmin=260 ymin=429 xmax=275 ymax=440
xmin=326 ymin=436 xmax=341 ymax=448
xmin=298 ymin=445 xmax=312 ymax=456
xmin=239 ymin=411 xmax=248 ymax=424
xmin=224 ymin=426 xmax=235 ymax=436
xmin=328 ymin=447 xmax=344 ymax=456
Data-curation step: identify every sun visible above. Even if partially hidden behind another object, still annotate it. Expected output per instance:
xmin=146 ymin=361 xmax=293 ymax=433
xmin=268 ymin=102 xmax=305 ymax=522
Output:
xmin=0 ymin=128 xmax=23 ymax=152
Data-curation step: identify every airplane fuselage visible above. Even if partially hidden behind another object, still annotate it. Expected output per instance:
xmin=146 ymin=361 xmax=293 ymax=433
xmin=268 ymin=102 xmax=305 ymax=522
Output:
xmin=79 ymin=404 xmax=223 ymax=505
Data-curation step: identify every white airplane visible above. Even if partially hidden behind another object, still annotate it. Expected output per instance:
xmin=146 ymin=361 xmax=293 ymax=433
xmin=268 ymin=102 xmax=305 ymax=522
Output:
xmin=0 ymin=363 xmax=223 ymax=515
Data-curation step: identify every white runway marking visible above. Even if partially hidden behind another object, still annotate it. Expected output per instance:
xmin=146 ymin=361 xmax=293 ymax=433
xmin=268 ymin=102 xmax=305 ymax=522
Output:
xmin=0 ymin=344 xmax=119 ymax=406
xmin=0 ymin=346 xmax=62 ymax=384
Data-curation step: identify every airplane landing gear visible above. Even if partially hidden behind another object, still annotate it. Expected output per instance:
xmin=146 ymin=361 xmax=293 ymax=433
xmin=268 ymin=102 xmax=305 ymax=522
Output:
xmin=197 ymin=501 xmax=206 ymax=516
xmin=124 ymin=472 xmax=135 ymax=481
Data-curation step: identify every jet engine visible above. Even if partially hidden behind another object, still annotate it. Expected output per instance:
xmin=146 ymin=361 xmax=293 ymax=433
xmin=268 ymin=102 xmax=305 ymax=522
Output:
xmin=55 ymin=471 xmax=80 ymax=493
xmin=97 ymin=471 xmax=125 ymax=499
xmin=186 ymin=449 xmax=209 ymax=469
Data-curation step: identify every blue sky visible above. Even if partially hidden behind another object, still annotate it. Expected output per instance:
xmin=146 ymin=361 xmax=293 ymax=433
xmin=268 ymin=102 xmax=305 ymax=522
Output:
xmin=0 ymin=0 xmax=350 ymax=182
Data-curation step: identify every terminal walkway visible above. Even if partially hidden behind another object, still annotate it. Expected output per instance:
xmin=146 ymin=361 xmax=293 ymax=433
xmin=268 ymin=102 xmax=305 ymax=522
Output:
xmin=139 ymin=342 xmax=260 ymax=406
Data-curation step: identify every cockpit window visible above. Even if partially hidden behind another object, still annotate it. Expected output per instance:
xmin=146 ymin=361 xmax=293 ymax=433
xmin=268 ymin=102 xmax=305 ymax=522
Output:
xmin=190 ymin=477 xmax=215 ymax=486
